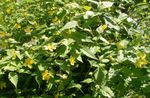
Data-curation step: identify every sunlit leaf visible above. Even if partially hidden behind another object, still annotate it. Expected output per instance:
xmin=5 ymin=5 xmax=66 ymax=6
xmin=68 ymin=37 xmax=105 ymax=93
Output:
xmin=61 ymin=21 xmax=78 ymax=31
xmin=80 ymin=47 xmax=98 ymax=60
xmin=8 ymin=72 xmax=18 ymax=88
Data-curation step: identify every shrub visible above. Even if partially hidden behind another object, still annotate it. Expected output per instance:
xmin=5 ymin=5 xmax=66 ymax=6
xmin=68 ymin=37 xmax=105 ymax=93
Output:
xmin=0 ymin=0 xmax=150 ymax=97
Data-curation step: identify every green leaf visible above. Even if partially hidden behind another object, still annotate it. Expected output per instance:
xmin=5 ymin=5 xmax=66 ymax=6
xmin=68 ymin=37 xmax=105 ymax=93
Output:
xmin=117 ymin=50 xmax=125 ymax=62
xmin=101 ymin=59 xmax=110 ymax=63
xmin=71 ymin=84 xmax=82 ymax=89
xmin=8 ymin=72 xmax=18 ymax=88
xmin=94 ymin=67 xmax=107 ymax=85
xmin=61 ymin=21 xmax=78 ymax=31
xmin=142 ymin=85 xmax=150 ymax=94
xmin=56 ymin=45 xmax=67 ymax=57
xmin=16 ymin=51 xmax=23 ymax=60
xmin=3 ymin=65 xmax=16 ymax=71
xmin=89 ymin=60 xmax=99 ymax=67
xmin=58 ymin=83 xmax=65 ymax=91
xmin=99 ymin=36 xmax=110 ymax=44
xmin=90 ymin=46 xmax=100 ymax=54
xmin=81 ymin=78 xmax=93 ymax=84
xmin=0 ymin=57 xmax=9 ymax=65
xmin=61 ymin=62 xmax=70 ymax=73
xmin=118 ymin=13 xmax=128 ymax=22
xmin=101 ymin=86 xmax=114 ymax=98
xmin=99 ymin=1 xmax=114 ymax=9
xmin=35 ymin=76 xmax=42 ymax=88
xmin=25 ymin=51 xmax=32 ymax=58
xmin=87 ymin=0 xmax=98 ymax=4
xmin=80 ymin=47 xmax=98 ymax=60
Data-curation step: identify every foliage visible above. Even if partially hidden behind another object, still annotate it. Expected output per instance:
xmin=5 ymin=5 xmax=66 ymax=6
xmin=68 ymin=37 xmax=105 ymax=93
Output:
xmin=0 ymin=0 xmax=150 ymax=97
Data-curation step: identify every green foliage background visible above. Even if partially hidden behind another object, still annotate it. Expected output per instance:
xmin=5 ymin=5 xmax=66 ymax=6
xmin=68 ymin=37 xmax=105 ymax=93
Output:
xmin=0 ymin=0 xmax=150 ymax=97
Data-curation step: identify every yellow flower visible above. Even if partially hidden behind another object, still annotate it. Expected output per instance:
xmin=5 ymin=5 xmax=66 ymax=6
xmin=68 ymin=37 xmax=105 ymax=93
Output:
xmin=24 ymin=28 xmax=33 ymax=34
xmin=0 ymin=31 xmax=6 ymax=37
xmin=108 ymin=55 xmax=115 ymax=61
xmin=135 ymin=53 xmax=148 ymax=68
xmin=6 ymin=7 xmax=12 ymax=14
xmin=0 ymin=81 xmax=6 ymax=90
xmin=48 ymin=7 xmax=58 ymax=15
xmin=42 ymin=70 xmax=52 ymax=81
xmin=15 ymin=23 xmax=21 ymax=29
xmin=52 ymin=16 xmax=58 ymax=22
xmin=97 ymin=25 xmax=107 ymax=33
xmin=69 ymin=56 xmax=75 ymax=65
xmin=101 ymin=25 xmax=107 ymax=31
xmin=138 ymin=53 xmax=146 ymax=60
xmin=44 ymin=43 xmax=57 ymax=51
xmin=83 ymin=6 xmax=92 ymax=11
xmin=135 ymin=58 xmax=148 ymax=68
xmin=25 ymin=58 xmax=34 ymax=69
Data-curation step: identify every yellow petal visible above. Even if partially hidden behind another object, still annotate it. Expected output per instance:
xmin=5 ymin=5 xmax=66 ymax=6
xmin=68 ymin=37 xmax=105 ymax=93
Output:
xmin=46 ymin=43 xmax=57 ymax=51
xmin=24 ymin=28 xmax=33 ymax=33
xmin=42 ymin=70 xmax=52 ymax=81
xmin=0 ymin=32 xmax=6 ymax=37
xmin=52 ymin=16 xmax=58 ymax=23
xmin=135 ymin=58 xmax=148 ymax=68
xmin=69 ymin=56 xmax=75 ymax=65
xmin=12 ymin=50 xmax=17 ymax=59
xmin=15 ymin=23 xmax=21 ymax=29
xmin=101 ymin=25 xmax=107 ymax=31
xmin=6 ymin=8 xmax=12 ymax=14
xmin=138 ymin=52 xmax=146 ymax=60
xmin=25 ymin=58 xmax=34 ymax=68
xmin=83 ymin=6 xmax=92 ymax=11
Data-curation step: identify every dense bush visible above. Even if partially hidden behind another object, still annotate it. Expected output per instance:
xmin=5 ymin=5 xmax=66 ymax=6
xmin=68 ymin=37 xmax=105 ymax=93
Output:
xmin=0 ymin=0 xmax=150 ymax=97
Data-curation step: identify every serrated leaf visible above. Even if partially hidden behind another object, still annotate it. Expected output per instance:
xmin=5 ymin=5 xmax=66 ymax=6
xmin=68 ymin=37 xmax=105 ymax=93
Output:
xmin=3 ymin=65 xmax=16 ymax=71
xmin=77 ymin=55 xmax=83 ymax=63
xmin=100 ymin=36 xmax=109 ymax=44
xmin=61 ymin=21 xmax=78 ymax=31
xmin=101 ymin=86 xmax=114 ymax=98
xmin=25 ymin=51 xmax=32 ymax=58
xmin=94 ymin=67 xmax=105 ymax=85
xmin=118 ymin=13 xmax=128 ymax=21
xmin=90 ymin=46 xmax=100 ymax=54
xmin=80 ymin=47 xmax=98 ymax=60
xmin=8 ymin=72 xmax=18 ymax=88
